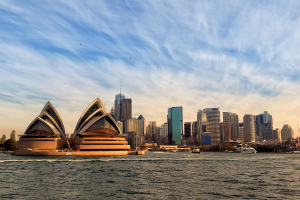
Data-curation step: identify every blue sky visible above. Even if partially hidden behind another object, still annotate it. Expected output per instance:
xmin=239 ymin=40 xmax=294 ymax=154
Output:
xmin=1 ymin=1 xmax=300 ymax=136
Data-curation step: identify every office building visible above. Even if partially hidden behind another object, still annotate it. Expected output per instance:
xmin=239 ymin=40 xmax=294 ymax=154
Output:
xmin=124 ymin=118 xmax=145 ymax=148
xmin=114 ymin=93 xmax=132 ymax=122
xmin=223 ymin=112 xmax=231 ymax=123
xmin=146 ymin=121 xmax=156 ymax=142
xmin=167 ymin=107 xmax=183 ymax=145
xmin=243 ymin=114 xmax=255 ymax=142
xmin=273 ymin=128 xmax=281 ymax=141
xmin=184 ymin=122 xmax=192 ymax=138
xmin=197 ymin=110 xmax=206 ymax=146
xmin=230 ymin=113 xmax=239 ymax=140
xmin=203 ymin=108 xmax=220 ymax=146
xmin=256 ymin=111 xmax=273 ymax=141
xmin=220 ymin=122 xmax=231 ymax=143
xmin=281 ymin=124 xmax=294 ymax=140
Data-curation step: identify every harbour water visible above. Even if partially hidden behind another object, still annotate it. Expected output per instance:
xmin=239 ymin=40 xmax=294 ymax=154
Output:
xmin=1 ymin=152 xmax=300 ymax=199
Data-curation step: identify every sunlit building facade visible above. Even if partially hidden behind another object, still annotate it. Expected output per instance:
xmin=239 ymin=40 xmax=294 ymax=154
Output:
xmin=243 ymin=114 xmax=255 ymax=142
xmin=281 ymin=124 xmax=294 ymax=140
xmin=197 ymin=110 xmax=206 ymax=146
xmin=168 ymin=107 xmax=183 ymax=145
xmin=203 ymin=108 xmax=220 ymax=146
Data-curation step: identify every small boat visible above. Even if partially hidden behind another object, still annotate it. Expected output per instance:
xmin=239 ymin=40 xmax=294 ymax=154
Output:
xmin=241 ymin=147 xmax=256 ymax=154
xmin=192 ymin=148 xmax=200 ymax=153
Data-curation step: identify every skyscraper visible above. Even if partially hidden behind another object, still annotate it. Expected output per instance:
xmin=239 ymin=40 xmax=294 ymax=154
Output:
xmin=167 ymin=107 xmax=183 ymax=145
xmin=114 ymin=93 xmax=132 ymax=122
xmin=223 ymin=112 xmax=231 ymax=123
xmin=243 ymin=114 xmax=255 ymax=142
xmin=273 ymin=128 xmax=281 ymax=141
xmin=256 ymin=111 xmax=273 ymax=141
xmin=146 ymin=121 xmax=156 ymax=142
xmin=230 ymin=113 xmax=239 ymax=140
xmin=197 ymin=110 xmax=206 ymax=146
xmin=281 ymin=124 xmax=294 ymax=140
xmin=220 ymin=122 xmax=231 ymax=143
xmin=184 ymin=122 xmax=192 ymax=138
xmin=124 ymin=118 xmax=145 ymax=148
xmin=203 ymin=108 xmax=220 ymax=146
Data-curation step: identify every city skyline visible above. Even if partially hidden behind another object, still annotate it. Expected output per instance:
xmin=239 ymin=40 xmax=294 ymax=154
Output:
xmin=1 ymin=1 xmax=300 ymax=136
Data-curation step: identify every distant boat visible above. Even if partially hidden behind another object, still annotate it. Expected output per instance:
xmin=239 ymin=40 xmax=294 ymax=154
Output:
xmin=192 ymin=148 xmax=200 ymax=153
xmin=241 ymin=147 xmax=256 ymax=154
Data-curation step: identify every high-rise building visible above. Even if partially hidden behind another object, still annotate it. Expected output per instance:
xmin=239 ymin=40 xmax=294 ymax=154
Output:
xmin=137 ymin=115 xmax=146 ymax=138
xmin=239 ymin=126 xmax=244 ymax=141
xmin=256 ymin=111 xmax=273 ymax=141
xmin=262 ymin=121 xmax=273 ymax=140
xmin=184 ymin=122 xmax=192 ymax=138
xmin=203 ymin=108 xmax=220 ymax=146
xmin=124 ymin=118 xmax=145 ymax=148
xmin=281 ymin=124 xmax=294 ymax=140
xmin=114 ymin=93 xmax=132 ymax=122
xmin=167 ymin=107 xmax=183 ymax=145
xmin=156 ymin=126 xmax=163 ymax=145
xmin=273 ymin=128 xmax=281 ymax=141
xmin=197 ymin=110 xmax=206 ymax=146
xmin=162 ymin=122 xmax=168 ymax=144
xmin=230 ymin=113 xmax=239 ymax=140
xmin=220 ymin=122 xmax=231 ymax=143
xmin=223 ymin=112 xmax=231 ymax=123
xmin=146 ymin=121 xmax=156 ymax=142
xmin=243 ymin=114 xmax=255 ymax=142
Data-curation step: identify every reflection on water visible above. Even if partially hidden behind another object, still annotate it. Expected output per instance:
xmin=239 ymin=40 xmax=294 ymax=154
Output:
xmin=1 ymin=152 xmax=300 ymax=199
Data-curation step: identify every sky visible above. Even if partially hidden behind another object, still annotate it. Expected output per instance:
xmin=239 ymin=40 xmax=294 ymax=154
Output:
xmin=1 ymin=0 xmax=300 ymax=137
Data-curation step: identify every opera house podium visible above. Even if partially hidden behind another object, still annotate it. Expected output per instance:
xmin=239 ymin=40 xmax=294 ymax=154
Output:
xmin=15 ymin=98 xmax=134 ymax=156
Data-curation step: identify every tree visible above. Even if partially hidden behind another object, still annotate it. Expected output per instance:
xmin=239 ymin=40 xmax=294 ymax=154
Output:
xmin=4 ymin=139 xmax=16 ymax=150
xmin=0 ymin=135 xmax=6 ymax=147
xmin=10 ymin=130 xmax=16 ymax=142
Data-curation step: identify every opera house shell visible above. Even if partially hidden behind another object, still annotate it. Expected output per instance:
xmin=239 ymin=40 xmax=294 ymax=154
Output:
xmin=15 ymin=98 xmax=132 ymax=156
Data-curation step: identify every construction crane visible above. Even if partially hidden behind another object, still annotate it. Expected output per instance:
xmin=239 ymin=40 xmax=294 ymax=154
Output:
xmin=66 ymin=139 xmax=72 ymax=150
xmin=297 ymin=124 xmax=300 ymax=139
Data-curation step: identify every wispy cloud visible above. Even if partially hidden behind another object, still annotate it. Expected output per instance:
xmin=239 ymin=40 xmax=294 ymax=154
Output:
xmin=0 ymin=1 xmax=300 ymax=136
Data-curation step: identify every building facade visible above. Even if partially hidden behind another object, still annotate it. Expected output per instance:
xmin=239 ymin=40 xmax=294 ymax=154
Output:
xmin=197 ymin=110 xmax=206 ymax=146
xmin=243 ymin=114 xmax=255 ymax=142
xmin=167 ymin=107 xmax=183 ymax=145
xmin=220 ymin=122 xmax=231 ymax=143
xmin=256 ymin=111 xmax=273 ymax=141
xmin=113 ymin=93 xmax=132 ymax=122
xmin=281 ymin=124 xmax=294 ymax=140
xmin=230 ymin=113 xmax=239 ymax=140
xmin=203 ymin=108 xmax=220 ymax=146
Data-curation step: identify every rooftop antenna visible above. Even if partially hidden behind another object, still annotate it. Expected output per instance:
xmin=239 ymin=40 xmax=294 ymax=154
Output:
xmin=120 ymin=79 xmax=122 ymax=97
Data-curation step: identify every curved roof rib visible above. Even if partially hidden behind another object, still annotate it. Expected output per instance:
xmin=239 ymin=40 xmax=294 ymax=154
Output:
xmin=23 ymin=117 xmax=61 ymax=136
xmin=39 ymin=111 xmax=65 ymax=137
xmin=40 ymin=101 xmax=65 ymax=134
xmin=78 ymin=114 xmax=121 ymax=134
xmin=74 ymin=98 xmax=106 ymax=133
xmin=75 ymin=108 xmax=106 ymax=133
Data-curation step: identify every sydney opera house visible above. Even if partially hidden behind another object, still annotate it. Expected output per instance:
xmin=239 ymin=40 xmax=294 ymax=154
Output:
xmin=15 ymin=98 xmax=134 ymax=156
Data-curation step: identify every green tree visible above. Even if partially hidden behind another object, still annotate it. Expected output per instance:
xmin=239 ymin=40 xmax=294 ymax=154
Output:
xmin=0 ymin=135 xmax=6 ymax=146
xmin=10 ymin=130 xmax=16 ymax=142
xmin=4 ymin=139 xmax=17 ymax=150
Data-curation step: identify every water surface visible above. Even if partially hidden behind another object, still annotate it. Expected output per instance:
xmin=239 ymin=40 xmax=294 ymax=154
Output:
xmin=1 ymin=152 xmax=300 ymax=199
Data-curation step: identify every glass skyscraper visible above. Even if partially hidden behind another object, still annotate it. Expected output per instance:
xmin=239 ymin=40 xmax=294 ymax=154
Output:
xmin=167 ymin=107 xmax=183 ymax=145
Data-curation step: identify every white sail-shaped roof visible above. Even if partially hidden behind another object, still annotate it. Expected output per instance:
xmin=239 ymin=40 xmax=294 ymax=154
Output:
xmin=22 ymin=101 xmax=66 ymax=138
xmin=73 ymin=98 xmax=121 ymax=137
